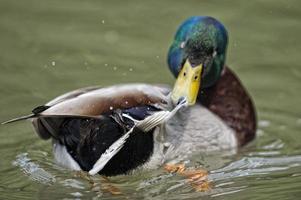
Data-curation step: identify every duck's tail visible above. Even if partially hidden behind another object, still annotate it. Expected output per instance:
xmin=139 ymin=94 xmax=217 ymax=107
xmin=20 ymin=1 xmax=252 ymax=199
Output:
xmin=1 ymin=105 xmax=51 ymax=125
xmin=1 ymin=114 xmax=36 ymax=125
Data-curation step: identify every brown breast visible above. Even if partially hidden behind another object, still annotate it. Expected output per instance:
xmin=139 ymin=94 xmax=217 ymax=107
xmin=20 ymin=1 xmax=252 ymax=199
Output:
xmin=199 ymin=67 xmax=257 ymax=146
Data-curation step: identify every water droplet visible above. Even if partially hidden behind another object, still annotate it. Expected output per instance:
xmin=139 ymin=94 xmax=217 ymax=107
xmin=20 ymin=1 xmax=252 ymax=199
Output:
xmin=256 ymin=129 xmax=264 ymax=136
xmin=125 ymin=101 xmax=128 ymax=104
xmin=156 ymin=55 xmax=160 ymax=58
xmin=51 ymin=61 xmax=56 ymax=66
xmin=101 ymin=20 xmax=105 ymax=24
xmin=129 ymin=68 xmax=133 ymax=72
xmin=109 ymin=106 xmax=113 ymax=110
xmin=104 ymin=63 xmax=108 ymax=67
xmin=258 ymin=120 xmax=270 ymax=128
xmin=113 ymin=66 xmax=117 ymax=71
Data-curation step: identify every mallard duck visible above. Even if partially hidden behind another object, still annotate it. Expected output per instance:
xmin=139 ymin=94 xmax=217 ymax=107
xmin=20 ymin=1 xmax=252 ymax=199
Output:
xmin=3 ymin=16 xmax=256 ymax=176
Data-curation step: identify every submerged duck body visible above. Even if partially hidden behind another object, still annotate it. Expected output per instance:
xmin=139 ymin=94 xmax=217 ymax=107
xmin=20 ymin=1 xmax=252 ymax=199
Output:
xmin=3 ymin=16 xmax=256 ymax=176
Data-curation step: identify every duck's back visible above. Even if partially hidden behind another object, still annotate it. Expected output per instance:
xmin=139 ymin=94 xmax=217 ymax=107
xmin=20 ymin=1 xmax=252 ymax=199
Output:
xmin=30 ymin=84 xmax=171 ymax=175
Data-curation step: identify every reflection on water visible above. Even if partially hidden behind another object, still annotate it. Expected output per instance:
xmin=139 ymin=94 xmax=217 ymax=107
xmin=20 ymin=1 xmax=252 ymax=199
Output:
xmin=0 ymin=0 xmax=301 ymax=199
xmin=9 ymin=139 xmax=301 ymax=199
xmin=13 ymin=153 xmax=56 ymax=185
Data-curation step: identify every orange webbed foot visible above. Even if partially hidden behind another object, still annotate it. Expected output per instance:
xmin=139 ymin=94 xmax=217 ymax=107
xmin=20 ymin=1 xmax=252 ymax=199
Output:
xmin=100 ymin=176 xmax=122 ymax=195
xmin=164 ymin=163 xmax=211 ymax=192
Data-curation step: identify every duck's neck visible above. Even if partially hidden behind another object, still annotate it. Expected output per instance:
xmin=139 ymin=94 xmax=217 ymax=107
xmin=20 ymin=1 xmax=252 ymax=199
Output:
xmin=198 ymin=86 xmax=217 ymax=107
xmin=197 ymin=70 xmax=224 ymax=107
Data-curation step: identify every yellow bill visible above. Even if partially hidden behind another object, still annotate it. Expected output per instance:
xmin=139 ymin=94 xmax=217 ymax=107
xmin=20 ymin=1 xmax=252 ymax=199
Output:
xmin=171 ymin=59 xmax=203 ymax=106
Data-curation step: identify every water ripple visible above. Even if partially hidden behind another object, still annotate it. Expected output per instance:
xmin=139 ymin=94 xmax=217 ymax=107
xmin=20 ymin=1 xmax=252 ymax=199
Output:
xmin=12 ymin=153 xmax=56 ymax=185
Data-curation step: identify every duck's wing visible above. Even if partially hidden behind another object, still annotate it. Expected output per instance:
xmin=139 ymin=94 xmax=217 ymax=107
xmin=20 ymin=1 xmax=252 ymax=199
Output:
xmin=42 ymin=83 xmax=170 ymax=117
xmin=199 ymin=67 xmax=257 ymax=146
xmin=46 ymin=86 xmax=102 ymax=107
xmin=3 ymin=84 xmax=171 ymax=139
xmin=1 ymin=86 xmax=103 ymax=125
xmin=2 ymin=84 xmax=174 ymax=175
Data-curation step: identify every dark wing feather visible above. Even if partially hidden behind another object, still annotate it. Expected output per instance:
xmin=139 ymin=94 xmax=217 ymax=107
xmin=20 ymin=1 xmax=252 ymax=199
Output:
xmin=41 ymin=105 xmax=157 ymax=176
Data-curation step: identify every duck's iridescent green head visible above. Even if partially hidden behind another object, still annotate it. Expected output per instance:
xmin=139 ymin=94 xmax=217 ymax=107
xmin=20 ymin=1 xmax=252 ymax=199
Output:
xmin=168 ymin=16 xmax=228 ymax=105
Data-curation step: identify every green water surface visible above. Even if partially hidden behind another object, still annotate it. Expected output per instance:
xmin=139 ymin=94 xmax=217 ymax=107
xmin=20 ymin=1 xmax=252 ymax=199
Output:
xmin=0 ymin=0 xmax=301 ymax=199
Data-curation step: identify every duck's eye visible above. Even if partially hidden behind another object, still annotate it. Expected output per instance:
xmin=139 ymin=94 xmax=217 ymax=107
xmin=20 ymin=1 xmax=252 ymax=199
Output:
xmin=194 ymin=75 xmax=198 ymax=80
xmin=183 ymin=72 xmax=186 ymax=76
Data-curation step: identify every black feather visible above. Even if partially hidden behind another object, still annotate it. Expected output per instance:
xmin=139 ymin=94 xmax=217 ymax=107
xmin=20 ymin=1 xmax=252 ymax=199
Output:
xmin=1 ymin=105 xmax=50 ymax=125
xmin=39 ymin=105 xmax=159 ymax=176
xmin=32 ymin=105 xmax=51 ymax=114
xmin=57 ymin=116 xmax=154 ymax=176
xmin=1 ymin=113 xmax=35 ymax=124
